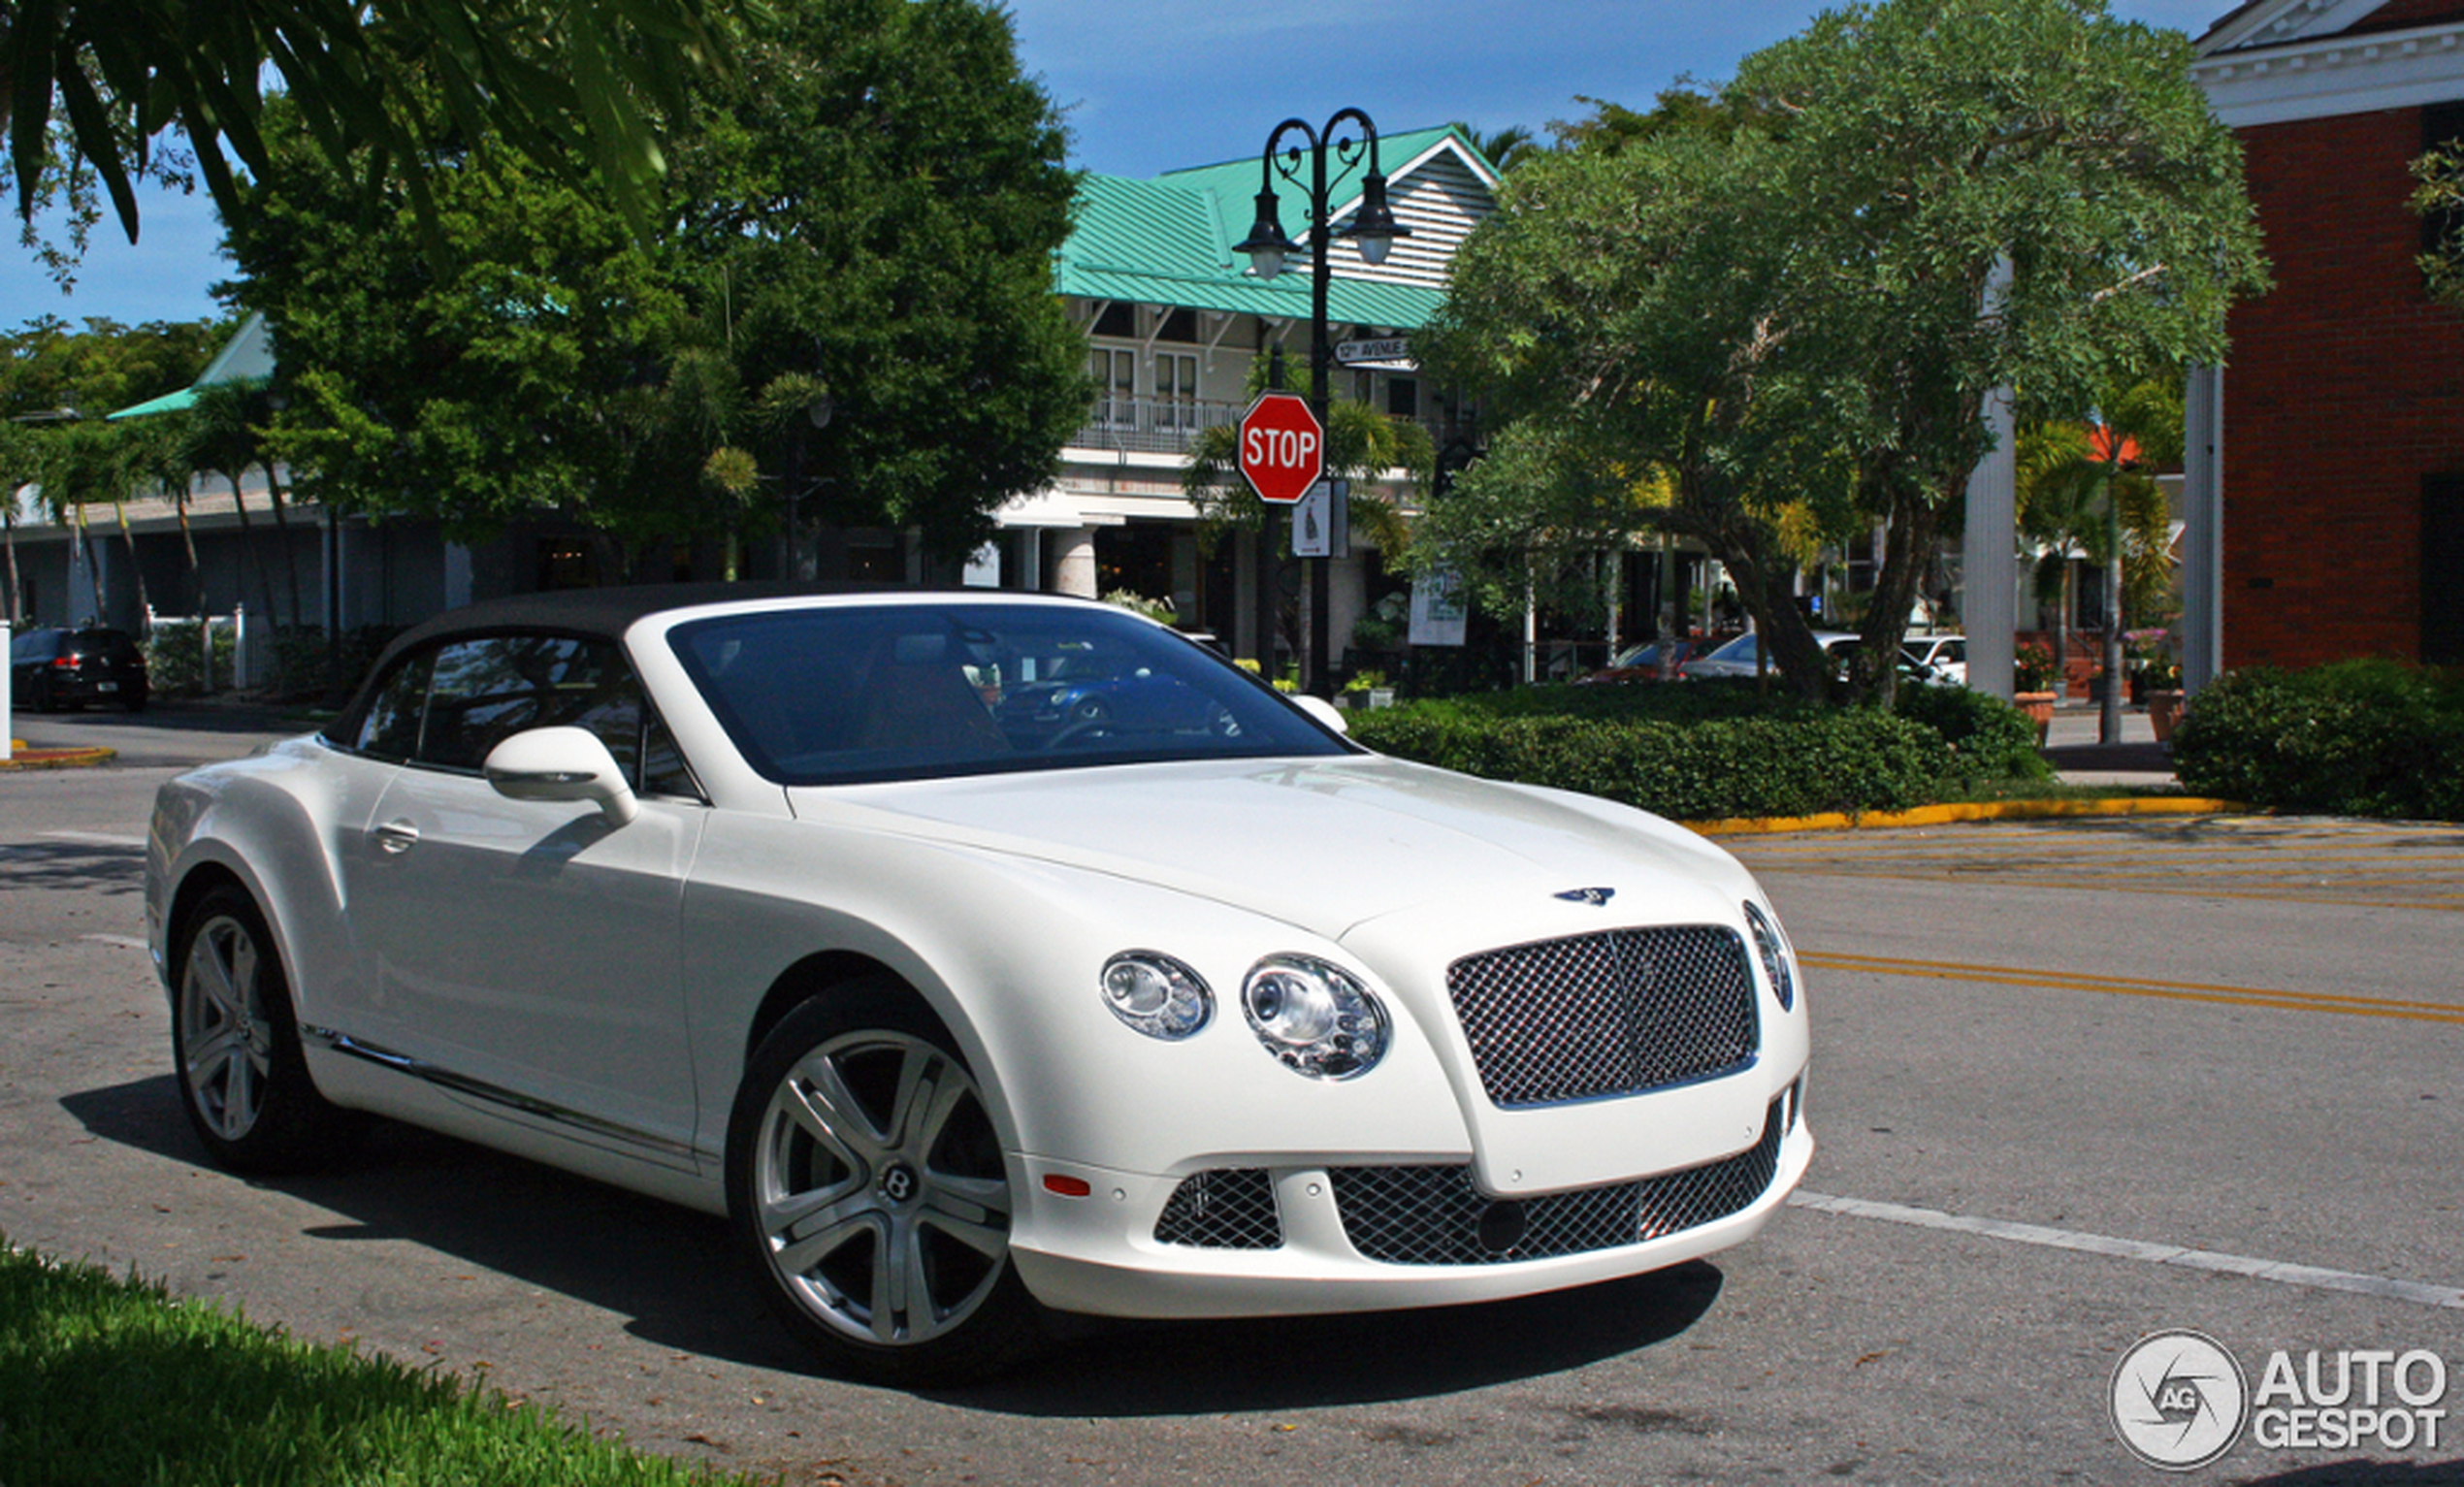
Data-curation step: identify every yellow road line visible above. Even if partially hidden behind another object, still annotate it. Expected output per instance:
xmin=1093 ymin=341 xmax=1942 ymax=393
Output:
xmin=1800 ymin=951 xmax=2464 ymax=1025
xmin=1761 ymin=869 xmax=2464 ymax=912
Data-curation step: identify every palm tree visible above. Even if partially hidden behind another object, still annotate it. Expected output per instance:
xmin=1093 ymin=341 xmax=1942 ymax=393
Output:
xmin=1452 ymin=122 xmax=1541 ymax=174
xmin=2018 ymin=377 xmax=2181 ymax=743
xmin=183 ymin=385 xmax=285 ymax=630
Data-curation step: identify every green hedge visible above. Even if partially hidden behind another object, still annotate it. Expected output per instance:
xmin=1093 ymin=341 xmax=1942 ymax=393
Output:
xmin=1348 ymin=681 xmax=2048 ymax=822
xmin=2172 ymin=661 xmax=2464 ymax=821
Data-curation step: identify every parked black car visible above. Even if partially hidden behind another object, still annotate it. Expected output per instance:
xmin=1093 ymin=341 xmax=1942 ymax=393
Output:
xmin=10 ymin=626 xmax=149 ymax=712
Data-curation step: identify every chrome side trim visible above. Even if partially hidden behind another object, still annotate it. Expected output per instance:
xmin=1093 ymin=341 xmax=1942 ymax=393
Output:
xmin=300 ymin=1025 xmax=701 ymax=1163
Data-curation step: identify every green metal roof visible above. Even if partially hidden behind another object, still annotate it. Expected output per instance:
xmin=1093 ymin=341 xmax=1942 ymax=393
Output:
xmin=106 ymin=310 xmax=276 ymax=421
xmin=1055 ymin=124 xmax=1483 ymax=332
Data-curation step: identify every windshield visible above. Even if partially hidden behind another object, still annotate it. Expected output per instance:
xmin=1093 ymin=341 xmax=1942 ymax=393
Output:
xmin=669 ymin=601 xmax=1351 ymax=786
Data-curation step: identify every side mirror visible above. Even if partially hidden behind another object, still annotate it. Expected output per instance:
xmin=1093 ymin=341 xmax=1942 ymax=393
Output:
xmin=1290 ymin=694 xmax=1349 ymax=736
xmin=483 ymin=726 xmax=639 ymax=826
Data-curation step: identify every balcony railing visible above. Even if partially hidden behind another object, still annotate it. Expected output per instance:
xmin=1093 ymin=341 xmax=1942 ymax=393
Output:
xmin=1066 ymin=395 xmax=1479 ymax=462
xmin=1068 ymin=397 xmax=1243 ymax=454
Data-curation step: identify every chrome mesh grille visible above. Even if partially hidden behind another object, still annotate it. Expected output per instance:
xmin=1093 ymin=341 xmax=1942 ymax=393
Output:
xmin=1328 ymin=1099 xmax=1786 ymax=1266
xmin=1152 ymin=1168 xmax=1282 ymax=1249
xmin=1446 ymin=926 xmax=1759 ymax=1107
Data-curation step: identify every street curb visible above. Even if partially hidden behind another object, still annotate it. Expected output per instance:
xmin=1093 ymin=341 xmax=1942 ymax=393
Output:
xmin=1690 ymin=796 xmax=2244 ymax=836
xmin=0 ymin=742 xmax=118 ymax=771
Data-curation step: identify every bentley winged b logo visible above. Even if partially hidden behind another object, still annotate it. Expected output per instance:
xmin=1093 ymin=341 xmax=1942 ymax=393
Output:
xmin=1555 ymin=887 xmax=1616 ymax=906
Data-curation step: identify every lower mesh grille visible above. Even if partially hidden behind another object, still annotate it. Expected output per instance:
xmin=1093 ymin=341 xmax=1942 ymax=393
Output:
xmin=1153 ymin=1167 xmax=1282 ymax=1248
xmin=1328 ymin=1099 xmax=1786 ymax=1266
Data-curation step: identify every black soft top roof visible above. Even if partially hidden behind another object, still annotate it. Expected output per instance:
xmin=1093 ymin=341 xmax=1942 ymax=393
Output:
xmin=327 ymin=582 xmax=1108 ymax=745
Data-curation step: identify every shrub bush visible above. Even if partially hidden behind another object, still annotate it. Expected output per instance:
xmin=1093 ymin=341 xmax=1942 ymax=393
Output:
xmin=141 ymin=620 xmax=236 ymax=696
xmin=1346 ymin=681 xmax=2045 ymax=821
xmin=1349 ymin=679 xmax=2051 ymax=821
xmin=1893 ymin=681 xmax=2053 ymax=788
xmin=2172 ymin=662 xmax=2464 ymax=821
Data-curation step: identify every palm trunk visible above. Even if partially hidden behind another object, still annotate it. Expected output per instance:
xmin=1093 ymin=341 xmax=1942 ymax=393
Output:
xmin=2055 ymin=563 xmax=2073 ymax=695
xmin=2101 ymin=523 xmax=2125 ymax=746
xmin=265 ymin=463 xmax=303 ymax=626
xmin=113 ymin=499 xmax=153 ymax=630
xmin=77 ymin=501 xmax=107 ymax=619
xmin=228 ymin=472 xmax=281 ymax=631
xmin=174 ymin=486 xmax=205 ymax=614
xmin=3 ymin=501 xmax=21 ymax=625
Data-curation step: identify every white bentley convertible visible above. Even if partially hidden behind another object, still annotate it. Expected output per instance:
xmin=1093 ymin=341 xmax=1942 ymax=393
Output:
xmin=146 ymin=586 xmax=1812 ymax=1382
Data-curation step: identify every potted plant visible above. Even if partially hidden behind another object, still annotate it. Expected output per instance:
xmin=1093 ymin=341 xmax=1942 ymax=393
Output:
xmin=1343 ymin=667 xmax=1396 ymax=709
xmin=2014 ymin=641 xmax=2059 ymax=742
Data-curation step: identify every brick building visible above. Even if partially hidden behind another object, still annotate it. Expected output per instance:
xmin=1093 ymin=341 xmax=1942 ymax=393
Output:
xmin=2190 ymin=0 xmax=2464 ymax=670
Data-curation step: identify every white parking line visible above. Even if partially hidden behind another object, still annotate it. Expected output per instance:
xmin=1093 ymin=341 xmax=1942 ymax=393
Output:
xmin=1790 ymin=1190 xmax=2464 ymax=1311
xmin=80 ymin=934 xmax=150 ymax=952
xmin=41 ymin=830 xmax=148 ymax=848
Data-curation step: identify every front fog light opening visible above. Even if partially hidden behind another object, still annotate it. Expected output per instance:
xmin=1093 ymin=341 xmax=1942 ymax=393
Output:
xmin=1743 ymin=901 xmax=1796 ymax=1012
xmin=1242 ymin=954 xmax=1389 ymax=1079
xmin=1100 ymin=952 xmax=1213 ymax=1039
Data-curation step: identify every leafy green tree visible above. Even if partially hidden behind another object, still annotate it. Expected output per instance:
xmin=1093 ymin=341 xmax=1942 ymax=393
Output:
xmin=0 ymin=314 xmax=220 ymax=620
xmin=230 ymin=87 xmax=689 ymax=571
xmin=2412 ymin=143 xmax=2464 ymax=308
xmin=4 ymin=0 xmax=726 ymax=269
xmin=1422 ymin=107 xmax=1861 ymax=697
xmin=227 ymin=0 xmax=1084 ymax=573
xmin=661 ymin=0 xmax=1088 ymax=565
xmin=1423 ymin=0 xmax=2267 ymax=703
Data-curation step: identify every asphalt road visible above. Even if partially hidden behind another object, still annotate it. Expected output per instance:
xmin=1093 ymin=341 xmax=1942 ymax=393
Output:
xmin=4 ymin=706 xmax=2460 ymax=1485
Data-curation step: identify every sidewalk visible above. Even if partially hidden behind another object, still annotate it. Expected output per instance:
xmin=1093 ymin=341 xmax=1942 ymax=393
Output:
xmin=2039 ymin=702 xmax=2175 ymax=790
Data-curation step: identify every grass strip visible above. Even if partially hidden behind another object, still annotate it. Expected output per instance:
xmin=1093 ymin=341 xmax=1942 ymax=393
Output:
xmin=0 ymin=1238 xmax=752 ymax=1487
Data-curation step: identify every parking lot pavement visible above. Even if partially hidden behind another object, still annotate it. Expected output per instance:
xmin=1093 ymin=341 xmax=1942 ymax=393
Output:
xmin=7 ymin=763 xmax=2459 ymax=1484
xmin=5 ymin=698 xmax=305 ymax=769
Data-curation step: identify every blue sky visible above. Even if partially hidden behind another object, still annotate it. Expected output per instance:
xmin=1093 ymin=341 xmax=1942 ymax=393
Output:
xmin=0 ymin=0 xmax=2233 ymax=334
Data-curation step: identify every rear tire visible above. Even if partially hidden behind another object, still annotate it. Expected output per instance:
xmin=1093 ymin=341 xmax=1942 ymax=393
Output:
xmin=171 ymin=886 xmax=364 ymax=1173
xmin=727 ymin=980 xmax=1044 ymax=1385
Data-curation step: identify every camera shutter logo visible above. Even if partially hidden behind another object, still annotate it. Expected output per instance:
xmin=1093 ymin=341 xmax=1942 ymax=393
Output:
xmin=2110 ymin=1330 xmax=2251 ymax=1471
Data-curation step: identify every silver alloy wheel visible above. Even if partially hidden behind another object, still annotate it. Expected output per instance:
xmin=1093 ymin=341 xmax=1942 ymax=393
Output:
xmin=180 ymin=913 xmax=276 ymax=1141
xmin=750 ymin=1029 xmax=1013 ymax=1348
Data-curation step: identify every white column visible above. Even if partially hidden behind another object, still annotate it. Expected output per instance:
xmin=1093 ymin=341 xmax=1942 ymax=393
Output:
xmin=1049 ymin=528 xmax=1097 ymax=598
xmin=1962 ymin=386 xmax=2018 ymax=700
xmin=2180 ymin=365 xmax=2224 ymax=694
xmin=1962 ymin=257 xmax=2018 ymax=700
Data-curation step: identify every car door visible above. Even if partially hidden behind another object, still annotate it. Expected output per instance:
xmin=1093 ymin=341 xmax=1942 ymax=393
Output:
xmin=339 ymin=631 xmax=709 ymax=1170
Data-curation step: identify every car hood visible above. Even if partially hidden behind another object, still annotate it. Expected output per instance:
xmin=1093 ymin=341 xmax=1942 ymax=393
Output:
xmin=785 ymin=754 xmax=1743 ymax=942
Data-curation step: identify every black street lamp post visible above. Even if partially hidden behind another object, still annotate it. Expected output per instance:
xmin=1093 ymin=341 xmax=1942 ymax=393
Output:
xmin=1233 ymin=109 xmax=1407 ymax=696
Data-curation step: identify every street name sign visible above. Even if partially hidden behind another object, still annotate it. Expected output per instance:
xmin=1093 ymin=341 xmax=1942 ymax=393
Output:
xmin=1334 ymin=336 xmax=1410 ymax=366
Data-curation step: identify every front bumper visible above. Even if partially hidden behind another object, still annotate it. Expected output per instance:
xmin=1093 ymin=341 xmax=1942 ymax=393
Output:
xmin=1008 ymin=1093 xmax=1811 ymax=1320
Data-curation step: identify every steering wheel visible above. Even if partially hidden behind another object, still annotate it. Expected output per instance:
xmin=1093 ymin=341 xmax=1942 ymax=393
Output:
xmin=1042 ymin=697 xmax=1115 ymax=751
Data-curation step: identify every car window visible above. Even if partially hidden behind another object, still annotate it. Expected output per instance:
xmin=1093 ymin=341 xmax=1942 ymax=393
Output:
xmin=354 ymin=650 xmax=436 ymax=761
xmin=671 ymin=602 xmax=1351 ymax=786
xmin=352 ymin=633 xmax=697 ymax=797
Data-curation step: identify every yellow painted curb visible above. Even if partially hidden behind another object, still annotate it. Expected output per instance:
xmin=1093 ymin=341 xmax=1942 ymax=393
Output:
xmin=1689 ymin=796 xmax=2245 ymax=836
xmin=0 ymin=742 xmax=117 ymax=770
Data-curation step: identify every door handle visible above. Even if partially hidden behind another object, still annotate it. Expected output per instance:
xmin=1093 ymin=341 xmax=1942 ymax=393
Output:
xmin=372 ymin=820 xmax=420 ymax=856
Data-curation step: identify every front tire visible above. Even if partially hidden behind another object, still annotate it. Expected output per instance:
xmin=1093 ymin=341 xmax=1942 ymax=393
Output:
xmin=727 ymin=984 xmax=1043 ymax=1385
xmin=172 ymin=886 xmax=363 ymax=1173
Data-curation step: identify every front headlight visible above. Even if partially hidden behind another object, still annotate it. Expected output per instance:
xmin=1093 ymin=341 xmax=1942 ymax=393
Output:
xmin=1743 ymin=900 xmax=1797 ymax=1011
xmin=1241 ymin=954 xmax=1388 ymax=1079
xmin=1100 ymin=952 xmax=1213 ymax=1039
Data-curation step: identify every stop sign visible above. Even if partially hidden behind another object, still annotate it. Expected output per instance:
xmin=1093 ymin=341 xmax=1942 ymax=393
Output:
xmin=1238 ymin=391 xmax=1324 ymax=505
